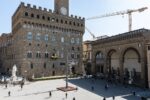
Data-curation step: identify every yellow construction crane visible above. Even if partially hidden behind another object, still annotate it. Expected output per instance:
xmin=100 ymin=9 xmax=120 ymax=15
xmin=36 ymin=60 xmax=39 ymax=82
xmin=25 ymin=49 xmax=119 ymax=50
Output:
xmin=86 ymin=7 xmax=148 ymax=31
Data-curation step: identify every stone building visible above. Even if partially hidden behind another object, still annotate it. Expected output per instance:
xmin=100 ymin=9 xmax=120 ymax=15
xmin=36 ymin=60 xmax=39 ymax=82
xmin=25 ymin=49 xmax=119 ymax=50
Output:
xmin=91 ymin=28 xmax=150 ymax=88
xmin=0 ymin=0 xmax=85 ymax=78
xmin=83 ymin=41 xmax=92 ymax=75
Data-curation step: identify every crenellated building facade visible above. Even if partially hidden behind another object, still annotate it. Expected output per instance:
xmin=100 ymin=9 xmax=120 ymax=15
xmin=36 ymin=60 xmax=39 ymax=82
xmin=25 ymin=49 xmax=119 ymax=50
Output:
xmin=0 ymin=0 xmax=85 ymax=78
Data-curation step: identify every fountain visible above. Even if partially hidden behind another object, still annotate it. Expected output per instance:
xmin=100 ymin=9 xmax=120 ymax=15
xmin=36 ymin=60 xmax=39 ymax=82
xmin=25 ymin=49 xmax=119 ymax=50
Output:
xmin=10 ymin=64 xmax=23 ymax=84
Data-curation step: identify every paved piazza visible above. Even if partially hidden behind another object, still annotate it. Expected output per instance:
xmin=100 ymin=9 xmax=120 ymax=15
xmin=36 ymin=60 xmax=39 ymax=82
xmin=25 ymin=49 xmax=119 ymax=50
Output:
xmin=0 ymin=78 xmax=147 ymax=100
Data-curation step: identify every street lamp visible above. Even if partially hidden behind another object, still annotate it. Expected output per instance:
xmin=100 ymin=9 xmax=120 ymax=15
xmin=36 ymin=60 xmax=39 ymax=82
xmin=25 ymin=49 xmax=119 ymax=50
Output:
xmin=57 ymin=53 xmax=77 ymax=92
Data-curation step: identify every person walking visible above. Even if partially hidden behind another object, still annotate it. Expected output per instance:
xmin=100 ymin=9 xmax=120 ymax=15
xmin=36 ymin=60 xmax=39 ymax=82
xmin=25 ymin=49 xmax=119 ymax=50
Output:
xmin=65 ymin=92 xmax=68 ymax=98
xmin=112 ymin=96 xmax=115 ymax=100
xmin=8 ymin=91 xmax=11 ymax=96
xmin=91 ymin=86 xmax=94 ymax=91
xmin=5 ymin=84 xmax=7 ymax=89
xmin=73 ymin=97 xmax=76 ymax=100
xmin=103 ymin=97 xmax=106 ymax=100
xmin=133 ymin=91 xmax=135 ymax=96
xmin=49 ymin=91 xmax=52 ymax=97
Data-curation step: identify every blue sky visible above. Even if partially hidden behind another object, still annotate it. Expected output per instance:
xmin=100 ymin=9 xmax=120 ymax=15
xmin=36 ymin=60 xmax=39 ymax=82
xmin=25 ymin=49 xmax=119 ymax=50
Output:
xmin=0 ymin=0 xmax=150 ymax=41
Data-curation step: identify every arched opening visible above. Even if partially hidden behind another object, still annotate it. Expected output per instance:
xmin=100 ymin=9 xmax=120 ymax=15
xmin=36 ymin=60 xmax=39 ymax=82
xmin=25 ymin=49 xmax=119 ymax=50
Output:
xmin=85 ymin=62 xmax=92 ymax=75
xmin=71 ymin=66 xmax=76 ymax=75
xmin=123 ymin=48 xmax=141 ymax=84
xmin=107 ymin=49 xmax=120 ymax=81
xmin=95 ymin=52 xmax=105 ymax=77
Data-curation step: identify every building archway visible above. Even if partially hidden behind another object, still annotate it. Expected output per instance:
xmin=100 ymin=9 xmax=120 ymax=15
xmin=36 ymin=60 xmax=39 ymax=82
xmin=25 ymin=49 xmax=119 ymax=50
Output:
xmin=107 ymin=49 xmax=120 ymax=79
xmin=122 ymin=47 xmax=141 ymax=84
xmin=85 ymin=62 xmax=92 ymax=75
xmin=95 ymin=51 xmax=105 ymax=75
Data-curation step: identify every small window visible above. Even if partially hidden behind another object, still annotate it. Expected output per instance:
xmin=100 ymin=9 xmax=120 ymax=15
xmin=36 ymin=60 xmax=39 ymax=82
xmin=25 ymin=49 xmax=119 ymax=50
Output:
xmin=51 ymin=18 xmax=55 ymax=22
xmin=71 ymin=38 xmax=75 ymax=43
xmin=42 ymin=16 xmax=45 ymax=20
xmin=29 ymin=43 xmax=31 ymax=46
xmin=77 ymin=47 xmax=80 ymax=51
xmin=65 ymin=21 xmax=67 ymax=24
xmin=71 ymin=54 xmax=74 ymax=59
xmin=52 ymin=36 xmax=56 ymax=41
xmin=73 ymin=22 xmax=76 ymax=26
xmin=69 ymin=21 xmax=72 ymax=25
xmin=47 ymin=17 xmax=50 ymax=21
xmin=52 ymin=64 xmax=55 ymax=68
xmin=36 ymin=52 xmax=41 ymax=58
xmin=56 ymin=19 xmax=59 ymax=23
xmin=30 ymin=63 xmax=33 ymax=69
xmin=27 ymin=52 xmax=32 ymax=58
xmin=37 ymin=15 xmax=40 ymax=19
xmin=25 ymin=12 xmax=28 ymax=16
xmin=61 ymin=53 xmax=64 ymax=58
xmin=45 ymin=52 xmax=49 ymax=58
xmin=72 ymin=47 xmax=74 ymax=51
xmin=46 ymin=44 xmax=48 ymax=47
xmin=61 ymin=20 xmax=63 ymax=24
xmin=76 ymin=38 xmax=80 ymax=44
xmin=31 ymin=13 xmax=34 ymax=18
xmin=44 ymin=63 xmax=46 ymax=69
xmin=60 ymin=62 xmax=65 ymax=65
xmin=77 ymin=54 xmax=80 ymax=59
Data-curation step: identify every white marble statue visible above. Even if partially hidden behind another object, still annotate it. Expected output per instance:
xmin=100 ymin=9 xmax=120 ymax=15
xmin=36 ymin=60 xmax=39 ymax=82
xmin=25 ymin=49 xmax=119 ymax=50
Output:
xmin=12 ymin=64 xmax=17 ymax=82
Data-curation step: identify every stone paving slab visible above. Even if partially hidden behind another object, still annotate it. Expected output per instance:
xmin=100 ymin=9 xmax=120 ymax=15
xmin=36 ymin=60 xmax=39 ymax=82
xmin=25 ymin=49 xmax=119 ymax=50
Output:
xmin=0 ymin=78 xmax=147 ymax=100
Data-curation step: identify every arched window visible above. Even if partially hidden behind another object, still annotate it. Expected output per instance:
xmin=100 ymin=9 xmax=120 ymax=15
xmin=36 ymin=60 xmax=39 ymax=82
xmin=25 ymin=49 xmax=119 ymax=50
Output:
xmin=27 ymin=51 xmax=32 ymax=58
xmin=31 ymin=13 xmax=34 ymax=18
xmin=37 ymin=15 xmax=40 ymax=19
xmin=76 ymin=38 xmax=80 ymax=44
xmin=44 ymin=34 xmax=49 ymax=41
xmin=36 ymin=51 xmax=41 ymax=58
xmin=30 ymin=63 xmax=33 ymax=69
xmin=45 ymin=52 xmax=49 ymax=58
xmin=44 ymin=63 xmax=46 ymax=69
xmin=61 ymin=37 xmax=64 ymax=43
xmin=52 ymin=36 xmax=56 ymax=41
xmin=25 ymin=12 xmax=28 ymax=16
xmin=71 ymin=38 xmax=75 ymax=43
xmin=42 ymin=16 xmax=45 ymax=20
xmin=27 ymin=32 xmax=32 ymax=40
xmin=47 ymin=17 xmax=50 ymax=21
xmin=36 ymin=33 xmax=41 ymax=40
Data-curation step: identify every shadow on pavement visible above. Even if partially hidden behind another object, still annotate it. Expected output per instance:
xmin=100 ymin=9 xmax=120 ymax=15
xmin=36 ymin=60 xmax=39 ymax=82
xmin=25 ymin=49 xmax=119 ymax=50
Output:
xmin=68 ymin=78 xmax=143 ymax=99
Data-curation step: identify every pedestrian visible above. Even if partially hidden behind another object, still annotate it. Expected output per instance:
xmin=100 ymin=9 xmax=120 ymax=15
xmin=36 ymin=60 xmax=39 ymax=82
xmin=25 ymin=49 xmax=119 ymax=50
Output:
xmin=49 ymin=91 xmax=52 ymax=97
xmin=112 ymin=96 xmax=115 ymax=100
xmin=132 ymin=91 xmax=135 ymax=96
xmin=5 ymin=84 xmax=7 ymax=89
xmin=76 ymin=87 xmax=78 ymax=91
xmin=103 ymin=97 xmax=106 ymax=100
xmin=91 ymin=86 xmax=94 ymax=91
xmin=65 ymin=92 xmax=68 ymax=98
xmin=105 ymin=84 xmax=108 ymax=90
xmin=20 ymin=84 xmax=23 ymax=90
xmin=73 ymin=97 xmax=76 ymax=100
xmin=8 ymin=91 xmax=11 ymax=96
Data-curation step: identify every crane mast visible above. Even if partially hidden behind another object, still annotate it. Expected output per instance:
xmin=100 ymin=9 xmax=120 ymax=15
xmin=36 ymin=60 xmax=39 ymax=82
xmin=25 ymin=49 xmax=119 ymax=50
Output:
xmin=86 ymin=7 xmax=148 ymax=31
